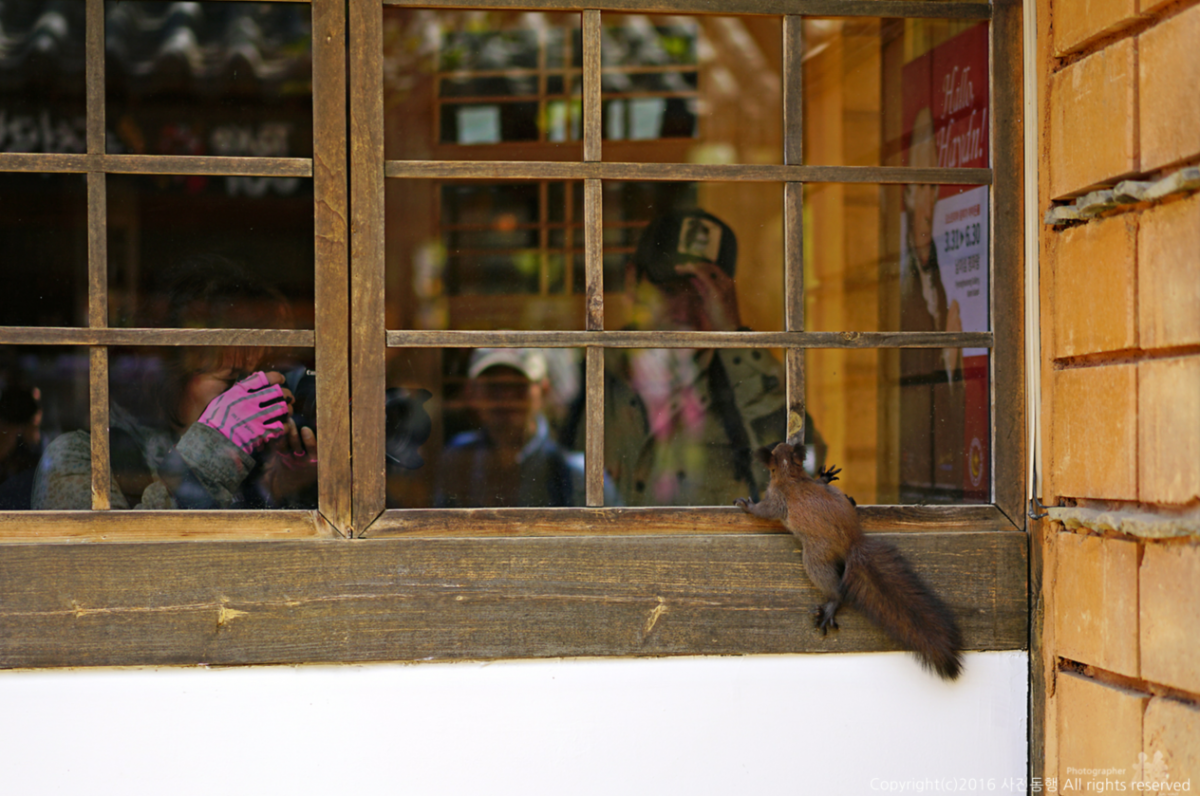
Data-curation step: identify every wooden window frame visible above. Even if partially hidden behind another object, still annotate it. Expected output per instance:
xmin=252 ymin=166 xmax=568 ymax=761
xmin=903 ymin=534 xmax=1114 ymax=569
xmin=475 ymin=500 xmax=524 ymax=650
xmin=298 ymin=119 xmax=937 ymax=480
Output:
xmin=0 ymin=0 xmax=1027 ymax=670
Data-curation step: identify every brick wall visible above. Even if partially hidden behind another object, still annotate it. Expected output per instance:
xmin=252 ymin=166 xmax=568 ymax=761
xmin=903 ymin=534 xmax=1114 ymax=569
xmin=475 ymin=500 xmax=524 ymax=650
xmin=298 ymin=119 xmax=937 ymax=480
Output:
xmin=1039 ymin=0 xmax=1200 ymax=791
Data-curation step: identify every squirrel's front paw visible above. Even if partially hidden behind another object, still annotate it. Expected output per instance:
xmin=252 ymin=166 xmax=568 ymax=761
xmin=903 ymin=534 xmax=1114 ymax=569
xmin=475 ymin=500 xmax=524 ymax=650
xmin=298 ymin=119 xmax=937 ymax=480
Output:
xmin=733 ymin=497 xmax=752 ymax=512
xmin=816 ymin=464 xmax=842 ymax=484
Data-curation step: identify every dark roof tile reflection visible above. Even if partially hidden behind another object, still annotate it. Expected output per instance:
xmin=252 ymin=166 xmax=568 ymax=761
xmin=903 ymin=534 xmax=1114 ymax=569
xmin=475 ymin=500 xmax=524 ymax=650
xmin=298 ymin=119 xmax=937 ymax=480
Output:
xmin=0 ymin=1 xmax=311 ymax=97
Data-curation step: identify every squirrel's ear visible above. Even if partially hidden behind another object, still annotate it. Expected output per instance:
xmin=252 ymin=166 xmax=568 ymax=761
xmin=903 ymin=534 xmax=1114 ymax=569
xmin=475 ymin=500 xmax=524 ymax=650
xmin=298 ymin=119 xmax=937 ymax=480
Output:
xmin=790 ymin=445 xmax=805 ymax=466
xmin=754 ymin=446 xmax=774 ymax=466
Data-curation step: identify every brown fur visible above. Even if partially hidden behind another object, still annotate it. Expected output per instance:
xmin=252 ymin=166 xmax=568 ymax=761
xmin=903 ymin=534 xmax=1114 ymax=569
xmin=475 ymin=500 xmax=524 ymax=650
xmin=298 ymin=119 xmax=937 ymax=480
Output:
xmin=735 ymin=442 xmax=963 ymax=680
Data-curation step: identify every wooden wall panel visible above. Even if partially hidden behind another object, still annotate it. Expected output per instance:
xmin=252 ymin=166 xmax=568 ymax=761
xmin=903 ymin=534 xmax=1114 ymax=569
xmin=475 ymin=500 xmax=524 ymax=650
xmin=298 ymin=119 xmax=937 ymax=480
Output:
xmin=0 ymin=531 xmax=1026 ymax=668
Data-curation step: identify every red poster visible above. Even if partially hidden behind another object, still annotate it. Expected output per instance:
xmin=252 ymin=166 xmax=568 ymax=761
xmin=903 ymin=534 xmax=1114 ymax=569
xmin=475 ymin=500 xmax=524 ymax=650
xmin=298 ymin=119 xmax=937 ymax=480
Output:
xmin=898 ymin=23 xmax=990 ymax=503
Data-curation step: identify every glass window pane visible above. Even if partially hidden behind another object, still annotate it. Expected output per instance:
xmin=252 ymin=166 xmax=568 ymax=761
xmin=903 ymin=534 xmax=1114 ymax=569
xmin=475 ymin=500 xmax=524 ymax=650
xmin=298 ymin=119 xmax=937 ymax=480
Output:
xmin=803 ymin=18 xmax=988 ymax=168
xmin=804 ymin=182 xmax=989 ymax=335
xmin=601 ymin=14 xmax=781 ymax=164
xmin=386 ymin=180 xmax=585 ymax=331
xmin=598 ymin=347 xmax=787 ymax=507
xmin=106 ymin=174 xmax=315 ymax=329
xmin=0 ymin=0 xmax=87 ymax=154
xmin=0 ymin=173 xmax=88 ymax=327
xmin=105 ymin=1 xmax=314 ymax=158
xmin=807 ymin=349 xmax=990 ymax=505
xmin=384 ymin=347 xmax=590 ymax=509
xmin=603 ymin=181 xmax=784 ymax=333
xmin=24 ymin=345 xmax=316 ymax=511
xmin=1 ymin=346 xmax=89 ymax=511
xmin=384 ymin=10 xmax=583 ymax=161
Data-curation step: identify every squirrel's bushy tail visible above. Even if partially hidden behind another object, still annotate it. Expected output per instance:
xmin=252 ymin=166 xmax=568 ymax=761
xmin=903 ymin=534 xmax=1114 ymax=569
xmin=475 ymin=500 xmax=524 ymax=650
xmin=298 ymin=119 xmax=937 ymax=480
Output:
xmin=843 ymin=537 xmax=964 ymax=680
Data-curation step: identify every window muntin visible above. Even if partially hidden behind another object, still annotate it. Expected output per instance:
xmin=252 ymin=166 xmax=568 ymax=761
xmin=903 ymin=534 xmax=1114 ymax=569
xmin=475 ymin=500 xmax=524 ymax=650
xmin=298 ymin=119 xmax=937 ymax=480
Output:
xmin=374 ymin=10 xmax=996 ymax=515
xmin=0 ymin=0 xmax=1011 ymax=528
xmin=0 ymin=0 xmax=336 ymax=525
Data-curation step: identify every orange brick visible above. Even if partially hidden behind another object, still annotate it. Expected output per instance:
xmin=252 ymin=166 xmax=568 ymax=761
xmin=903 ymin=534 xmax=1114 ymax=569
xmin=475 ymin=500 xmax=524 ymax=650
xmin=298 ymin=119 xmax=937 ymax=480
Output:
xmin=1143 ymin=698 xmax=1200 ymax=793
xmin=1140 ymin=5 xmax=1200 ymax=171
xmin=1050 ymin=38 xmax=1138 ymax=198
xmin=1054 ymin=215 xmax=1138 ymax=357
xmin=1139 ymin=357 xmax=1200 ymax=504
xmin=1140 ymin=542 xmax=1200 ymax=693
xmin=1057 ymin=672 xmax=1148 ymax=787
xmin=1053 ymin=0 xmax=1141 ymax=55
xmin=1139 ymin=193 xmax=1200 ymax=350
xmin=1055 ymin=532 xmax=1140 ymax=676
xmin=1051 ymin=365 xmax=1138 ymax=499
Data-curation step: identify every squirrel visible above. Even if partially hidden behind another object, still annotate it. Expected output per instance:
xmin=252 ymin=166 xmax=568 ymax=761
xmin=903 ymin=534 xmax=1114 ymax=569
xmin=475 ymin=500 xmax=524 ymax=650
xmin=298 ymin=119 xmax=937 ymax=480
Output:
xmin=735 ymin=442 xmax=963 ymax=680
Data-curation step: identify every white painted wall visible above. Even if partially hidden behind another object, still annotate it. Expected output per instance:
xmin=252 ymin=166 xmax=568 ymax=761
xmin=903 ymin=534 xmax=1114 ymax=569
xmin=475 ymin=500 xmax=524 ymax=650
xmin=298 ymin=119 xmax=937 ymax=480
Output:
xmin=1 ymin=651 xmax=1027 ymax=795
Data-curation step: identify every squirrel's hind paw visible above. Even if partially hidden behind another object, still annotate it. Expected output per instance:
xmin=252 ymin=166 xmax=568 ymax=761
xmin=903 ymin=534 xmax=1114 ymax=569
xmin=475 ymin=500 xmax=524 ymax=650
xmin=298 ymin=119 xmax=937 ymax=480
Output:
xmin=812 ymin=602 xmax=840 ymax=635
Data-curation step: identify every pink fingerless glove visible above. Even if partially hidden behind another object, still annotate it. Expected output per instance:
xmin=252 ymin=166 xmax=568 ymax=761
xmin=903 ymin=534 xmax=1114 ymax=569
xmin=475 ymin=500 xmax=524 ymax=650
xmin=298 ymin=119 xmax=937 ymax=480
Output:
xmin=197 ymin=372 xmax=289 ymax=455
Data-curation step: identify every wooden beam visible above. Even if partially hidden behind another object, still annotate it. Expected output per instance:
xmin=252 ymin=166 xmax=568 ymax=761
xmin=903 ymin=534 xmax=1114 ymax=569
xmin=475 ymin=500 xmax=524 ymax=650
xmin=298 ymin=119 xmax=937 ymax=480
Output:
xmin=0 ymin=511 xmax=326 ymax=542
xmin=990 ymin=0 xmax=1028 ymax=527
xmin=349 ymin=0 xmax=387 ymax=534
xmin=384 ymin=329 xmax=993 ymax=349
xmin=385 ymin=160 xmax=993 ymax=185
xmin=0 ymin=530 xmax=1026 ymax=668
xmin=313 ymin=0 xmax=352 ymax=535
xmin=0 ymin=328 xmax=314 ymax=347
xmin=381 ymin=0 xmax=992 ymax=20
xmin=363 ymin=503 xmax=1017 ymax=536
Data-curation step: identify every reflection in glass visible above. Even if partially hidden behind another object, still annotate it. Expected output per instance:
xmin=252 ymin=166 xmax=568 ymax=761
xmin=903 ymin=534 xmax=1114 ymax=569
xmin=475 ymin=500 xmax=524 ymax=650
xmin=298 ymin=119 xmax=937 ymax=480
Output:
xmin=384 ymin=347 xmax=590 ymax=509
xmin=601 ymin=15 xmax=781 ymax=163
xmin=806 ymin=349 xmax=989 ymax=505
xmin=386 ymin=180 xmax=584 ymax=331
xmin=602 ymin=182 xmax=783 ymax=333
xmin=28 ymin=344 xmax=315 ymax=511
xmin=0 ymin=347 xmax=89 ymax=510
xmin=802 ymin=18 xmax=988 ymax=168
xmin=596 ymin=348 xmax=789 ymax=507
xmin=804 ymin=182 xmax=988 ymax=334
xmin=0 ymin=0 xmax=87 ymax=154
xmin=105 ymin=1 xmax=313 ymax=158
xmin=384 ymin=10 xmax=583 ymax=159
xmin=106 ymin=174 xmax=314 ymax=329
xmin=0 ymin=173 xmax=88 ymax=327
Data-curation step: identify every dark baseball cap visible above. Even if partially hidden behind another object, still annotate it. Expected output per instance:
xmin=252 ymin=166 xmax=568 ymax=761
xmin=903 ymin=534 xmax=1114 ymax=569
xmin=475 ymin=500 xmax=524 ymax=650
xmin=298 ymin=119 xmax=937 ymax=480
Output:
xmin=633 ymin=210 xmax=738 ymax=287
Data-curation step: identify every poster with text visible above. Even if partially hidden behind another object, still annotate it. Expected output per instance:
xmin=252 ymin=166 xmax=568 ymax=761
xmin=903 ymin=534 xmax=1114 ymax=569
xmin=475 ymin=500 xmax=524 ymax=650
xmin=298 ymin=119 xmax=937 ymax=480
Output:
xmin=898 ymin=22 xmax=989 ymax=503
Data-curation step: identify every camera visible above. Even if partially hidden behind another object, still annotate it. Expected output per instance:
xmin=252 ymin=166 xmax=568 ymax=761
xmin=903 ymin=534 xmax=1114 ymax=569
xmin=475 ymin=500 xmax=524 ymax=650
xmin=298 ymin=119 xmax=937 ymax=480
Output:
xmin=284 ymin=368 xmax=432 ymax=470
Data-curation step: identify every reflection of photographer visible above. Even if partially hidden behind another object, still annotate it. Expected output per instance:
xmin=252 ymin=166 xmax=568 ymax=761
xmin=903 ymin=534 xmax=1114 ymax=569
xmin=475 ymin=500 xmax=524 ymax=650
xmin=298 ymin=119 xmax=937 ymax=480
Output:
xmin=574 ymin=209 xmax=823 ymax=507
xmin=286 ymin=367 xmax=432 ymax=475
xmin=33 ymin=257 xmax=314 ymax=510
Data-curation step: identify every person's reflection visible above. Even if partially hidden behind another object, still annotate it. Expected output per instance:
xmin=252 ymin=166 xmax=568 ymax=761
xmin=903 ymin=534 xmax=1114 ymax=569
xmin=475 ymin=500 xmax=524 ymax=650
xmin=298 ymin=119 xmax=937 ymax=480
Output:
xmin=0 ymin=383 xmax=43 ymax=510
xmin=434 ymin=349 xmax=589 ymax=508
xmin=573 ymin=208 xmax=822 ymax=506
xmin=32 ymin=256 xmax=317 ymax=510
